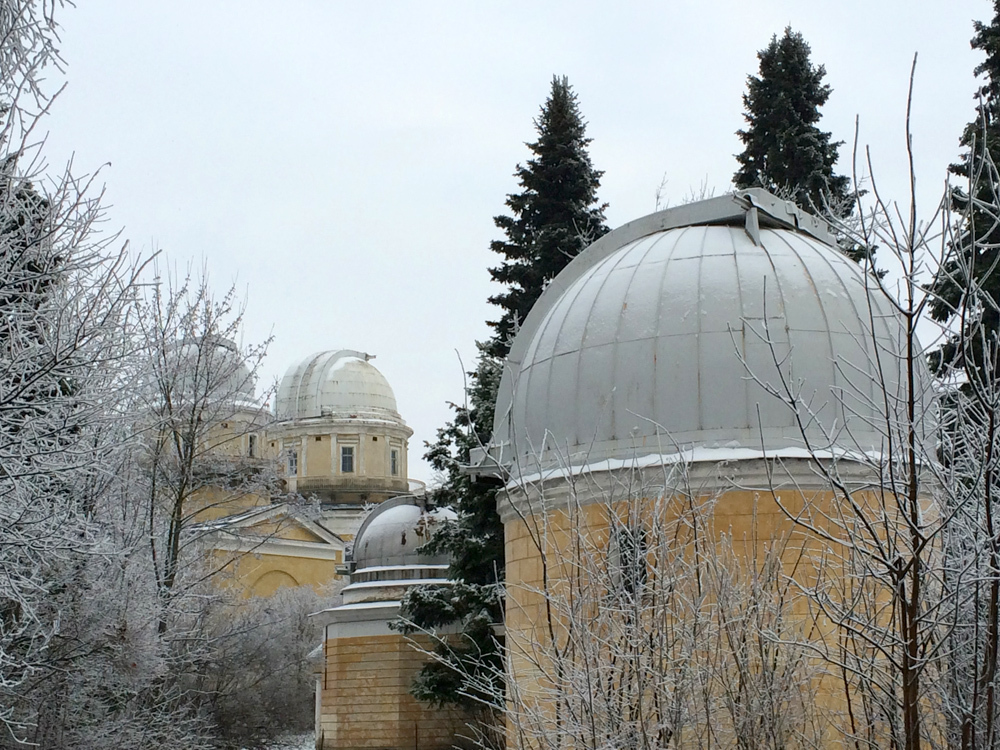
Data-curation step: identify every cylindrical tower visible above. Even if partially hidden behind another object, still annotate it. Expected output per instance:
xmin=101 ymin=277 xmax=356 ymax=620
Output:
xmin=269 ymin=350 xmax=414 ymax=536
xmin=474 ymin=189 xmax=933 ymax=748
xmin=314 ymin=496 xmax=463 ymax=750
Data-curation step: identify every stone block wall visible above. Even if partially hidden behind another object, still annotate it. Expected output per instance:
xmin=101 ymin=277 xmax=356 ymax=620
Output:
xmin=319 ymin=632 xmax=465 ymax=750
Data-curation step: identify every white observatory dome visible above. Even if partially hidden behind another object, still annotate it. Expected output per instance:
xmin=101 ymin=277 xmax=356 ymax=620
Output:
xmin=486 ymin=191 xmax=929 ymax=475
xmin=275 ymin=350 xmax=401 ymax=422
xmin=165 ymin=336 xmax=256 ymax=407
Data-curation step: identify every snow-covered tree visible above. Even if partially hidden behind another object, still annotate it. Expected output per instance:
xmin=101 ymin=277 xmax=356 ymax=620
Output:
xmin=0 ymin=2 xmax=149 ymax=743
xmin=0 ymin=5 xmax=289 ymax=747
xmin=485 ymin=75 xmax=608 ymax=361
xmin=197 ymin=585 xmax=329 ymax=750
xmin=132 ymin=270 xmax=275 ymax=633
xmin=930 ymin=2 xmax=1000 ymax=386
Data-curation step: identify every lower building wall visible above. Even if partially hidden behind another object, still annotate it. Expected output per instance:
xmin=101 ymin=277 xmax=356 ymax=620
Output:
xmin=320 ymin=632 xmax=466 ymax=750
xmin=501 ymin=485 xmax=896 ymax=749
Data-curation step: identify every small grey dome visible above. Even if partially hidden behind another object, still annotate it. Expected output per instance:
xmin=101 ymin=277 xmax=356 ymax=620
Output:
xmin=275 ymin=350 xmax=401 ymax=422
xmin=489 ymin=191 xmax=929 ymax=474
xmin=351 ymin=496 xmax=455 ymax=571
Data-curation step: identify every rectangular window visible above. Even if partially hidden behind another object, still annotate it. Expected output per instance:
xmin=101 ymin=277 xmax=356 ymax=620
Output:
xmin=288 ymin=450 xmax=298 ymax=476
xmin=341 ymin=445 xmax=355 ymax=474
xmin=390 ymin=448 xmax=399 ymax=476
xmin=248 ymin=434 xmax=257 ymax=458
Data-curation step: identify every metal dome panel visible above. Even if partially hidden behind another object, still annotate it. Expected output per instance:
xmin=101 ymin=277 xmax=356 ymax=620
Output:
xmin=486 ymin=192 xmax=930 ymax=476
xmin=275 ymin=349 xmax=401 ymax=422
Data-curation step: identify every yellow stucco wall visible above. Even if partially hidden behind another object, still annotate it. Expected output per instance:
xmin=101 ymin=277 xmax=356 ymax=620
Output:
xmin=308 ymin=435 xmax=333 ymax=477
xmin=365 ymin=435 xmax=386 ymax=477
xmin=201 ymin=409 xmax=274 ymax=460
xmin=189 ymin=485 xmax=271 ymax=523
xmin=503 ymin=486 xmax=885 ymax=749
xmin=245 ymin=519 xmax=325 ymax=543
xmin=205 ymin=507 xmax=344 ymax=597
xmin=212 ymin=547 xmax=342 ymax=597
xmin=191 ymin=409 xmax=358 ymax=600
xmin=273 ymin=424 xmax=409 ymax=494
xmin=320 ymin=632 xmax=466 ymax=750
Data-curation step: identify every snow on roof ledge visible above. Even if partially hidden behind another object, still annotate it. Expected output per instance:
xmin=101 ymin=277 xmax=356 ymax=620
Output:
xmin=502 ymin=446 xmax=888 ymax=489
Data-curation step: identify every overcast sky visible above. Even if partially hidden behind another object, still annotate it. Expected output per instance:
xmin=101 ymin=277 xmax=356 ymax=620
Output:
xmin=40 ymin=1 xmax=986 ymax=482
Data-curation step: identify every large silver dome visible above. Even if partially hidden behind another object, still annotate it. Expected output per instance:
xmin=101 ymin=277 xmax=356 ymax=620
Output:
xmin=487 ymin=191 xmax=928 ymax=476
xmin=275 ymin=350 xmax=401 ymax=422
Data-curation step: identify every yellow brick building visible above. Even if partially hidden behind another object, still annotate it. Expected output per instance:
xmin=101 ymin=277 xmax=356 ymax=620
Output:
xmin=312 ymin=496 xmax=467 ymax=750
xmin=184 ymin=346 xmax=453 ymax=749
xmin=193 ymin=348 xmax=422 ymax=598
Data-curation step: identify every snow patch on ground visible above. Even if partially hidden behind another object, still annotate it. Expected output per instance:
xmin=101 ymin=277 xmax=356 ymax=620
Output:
xmin=264 ymin=732 xmax=313 ymax=750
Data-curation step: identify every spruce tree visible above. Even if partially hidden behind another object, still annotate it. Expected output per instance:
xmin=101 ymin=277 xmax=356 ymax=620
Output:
xmin=734 ymin=27 xmax=851 ymax=216
xmin=930 ymin=2 xmax=1000 ymax=383
xmin=397 ymin=76 xmax=608 ymax=708
xmin=485 ymin=75 xmax=608 ymax=360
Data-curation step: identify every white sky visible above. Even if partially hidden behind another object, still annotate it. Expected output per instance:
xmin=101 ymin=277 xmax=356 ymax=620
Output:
xmin=40 ymin=1 xmax=986 ymax=483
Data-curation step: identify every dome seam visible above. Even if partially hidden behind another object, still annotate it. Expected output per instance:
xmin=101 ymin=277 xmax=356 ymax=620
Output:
xmin=609 ymin=232 xmax=664 ymax=443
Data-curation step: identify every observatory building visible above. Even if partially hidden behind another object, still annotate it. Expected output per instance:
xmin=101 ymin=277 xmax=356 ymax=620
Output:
xmin=198 ymin=349 xmax=419 ymax=597
xmin=271 ymin=350 xmax=416 ymax=539
xmin=200 ymin=189 xmax=928 ymax=750
xmin=471 ymin=189 xmax=928 ymax=748
xmin=313 ymin=495 xmax=465 ymax=750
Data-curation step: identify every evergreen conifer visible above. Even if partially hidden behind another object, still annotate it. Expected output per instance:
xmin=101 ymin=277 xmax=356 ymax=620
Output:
xmin=930 ymin=2 xmax=1000 ymax=383
xmin=734 ymin=27 xmax=851 ymax=215
xmin=398 ymin=76 xmax=608 ymax=708
xmin=485 ymin=75 xmax=608 ymax=360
